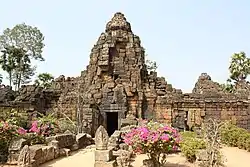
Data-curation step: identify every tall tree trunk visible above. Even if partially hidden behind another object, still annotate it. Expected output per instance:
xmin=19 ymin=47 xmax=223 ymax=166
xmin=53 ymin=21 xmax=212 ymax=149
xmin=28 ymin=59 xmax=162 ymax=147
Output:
xmin=17 ymin=71 xmax=22 ymax=90
xmin=9 ymin=72 xmax=12 ymax=87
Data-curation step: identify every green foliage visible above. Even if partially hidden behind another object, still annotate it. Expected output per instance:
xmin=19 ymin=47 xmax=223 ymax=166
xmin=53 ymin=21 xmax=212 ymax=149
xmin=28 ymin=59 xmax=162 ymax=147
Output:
xmin=35 ymin=113 xmax=61 ymax=136
xmin=221 ymin=79 xmax=235 ymax=93
xmin=24 ymin=133 xmax=47 ymax=145
xmin=0 ymin=109 xmax=28 ymax=128
xmin=34 ymin=73 xmax=54 ymax=88
xmin=0 ymin=23 xmax=45 ymax=88
xmin=229 ymin=52 xmax=250 ymax=82
xmin=0 ymin=121 xmax=19 ymax=163
xmin=0 ymin=46 xmax=18 ymax=86
xmin=220 ymin=122 xmax=250 ymax=151
xmin=0 ymin=23 xmax=45 ymax=61
xmin=0 ymin=46 xmax=36 ymax=89
xmin=180 ymin=131 xmax=206 ymax=163
xmin=57 ymin=118 xmax=76 ymax=133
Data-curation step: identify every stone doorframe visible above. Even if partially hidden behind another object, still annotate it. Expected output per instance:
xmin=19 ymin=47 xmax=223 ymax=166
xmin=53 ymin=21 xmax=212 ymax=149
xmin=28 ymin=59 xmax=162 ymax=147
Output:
xmin=102 ymin=110 xmax=123 ymax=131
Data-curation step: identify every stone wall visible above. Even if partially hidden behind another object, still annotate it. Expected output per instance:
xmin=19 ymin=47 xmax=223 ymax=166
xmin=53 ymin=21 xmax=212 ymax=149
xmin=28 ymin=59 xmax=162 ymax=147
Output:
xmin=0 ymin=12 xmax=250 ymax=136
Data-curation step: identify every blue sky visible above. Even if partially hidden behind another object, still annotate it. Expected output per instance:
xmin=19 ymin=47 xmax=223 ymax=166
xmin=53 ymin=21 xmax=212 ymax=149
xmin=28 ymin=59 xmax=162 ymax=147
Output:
xmin=0 ymin=0 xmax=250 ymax=92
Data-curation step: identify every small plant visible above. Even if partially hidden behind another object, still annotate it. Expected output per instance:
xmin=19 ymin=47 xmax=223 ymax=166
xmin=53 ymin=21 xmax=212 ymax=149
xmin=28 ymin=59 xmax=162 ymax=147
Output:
xmin=122 ymin=120 xmax=181 ymax=166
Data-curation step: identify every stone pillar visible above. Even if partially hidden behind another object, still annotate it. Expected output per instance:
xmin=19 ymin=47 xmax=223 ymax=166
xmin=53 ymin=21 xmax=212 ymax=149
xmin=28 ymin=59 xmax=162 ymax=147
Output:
xmin=94 ymin=126 xmax=116 ymax=167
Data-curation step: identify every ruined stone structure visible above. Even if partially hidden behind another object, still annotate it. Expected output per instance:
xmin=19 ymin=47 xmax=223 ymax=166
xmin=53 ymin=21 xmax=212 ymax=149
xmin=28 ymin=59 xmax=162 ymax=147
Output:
xmin=0 ymin=12 xmax=250 ymax=136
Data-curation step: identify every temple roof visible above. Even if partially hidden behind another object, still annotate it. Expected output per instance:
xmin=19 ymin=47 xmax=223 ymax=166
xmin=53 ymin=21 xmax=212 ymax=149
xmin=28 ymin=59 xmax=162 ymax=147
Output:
xmin=105 ymin=12 xmax=132 ymax=32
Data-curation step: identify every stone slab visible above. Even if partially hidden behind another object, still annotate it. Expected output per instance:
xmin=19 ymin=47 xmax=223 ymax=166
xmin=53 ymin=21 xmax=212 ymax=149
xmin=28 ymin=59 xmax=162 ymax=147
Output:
xmin=95 ymin=150 xmax=113 ymax=162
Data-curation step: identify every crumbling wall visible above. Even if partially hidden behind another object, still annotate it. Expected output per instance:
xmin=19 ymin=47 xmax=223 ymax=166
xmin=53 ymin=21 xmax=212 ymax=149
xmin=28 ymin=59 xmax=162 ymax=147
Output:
xmin=0 ymin=13 xmax=250 ymax=134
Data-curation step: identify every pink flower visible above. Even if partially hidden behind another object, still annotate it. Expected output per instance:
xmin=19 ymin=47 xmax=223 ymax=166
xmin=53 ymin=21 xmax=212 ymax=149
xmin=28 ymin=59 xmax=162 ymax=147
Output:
xmin=173 ymin=145 xmax=178 ymax=151
xmin=150 ymin=132 xmax=159 ymax=143
xmin=160 ymin=134 xmax=170 ymax=142
xmin=17 ymin=127 xmax=27 ymax=135
xmin=29 ymin=121 xmax=40 ymax=133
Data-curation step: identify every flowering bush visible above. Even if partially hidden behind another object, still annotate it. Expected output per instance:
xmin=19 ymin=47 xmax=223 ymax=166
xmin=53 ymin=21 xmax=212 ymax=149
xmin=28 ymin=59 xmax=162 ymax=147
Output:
xmin=0 ymin=121 xmax=20 ymax=163
xmin=122 ymin=120 xmax=181 ymax=166
xmin=0 ymin=113 xmax=60 ymax=163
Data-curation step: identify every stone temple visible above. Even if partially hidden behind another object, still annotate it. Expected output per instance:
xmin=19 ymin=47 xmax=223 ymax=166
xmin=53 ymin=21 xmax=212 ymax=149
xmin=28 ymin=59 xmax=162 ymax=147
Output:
xmin=0 ymin=12 xmax=250 ymax=136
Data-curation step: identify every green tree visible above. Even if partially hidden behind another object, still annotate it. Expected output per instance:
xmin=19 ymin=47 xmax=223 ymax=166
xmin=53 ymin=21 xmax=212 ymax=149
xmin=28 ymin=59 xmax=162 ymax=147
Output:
xmin=0 ymin=23 xmax=45 ymax=61
xmin=229 ymin=52 xmax=250 ymax=82
xmin=221 ymin=79 xmax=235 ymax=93
xmin=0 ymin=46 xmax=18 ymax=86
xmin=0 ymin=23 xmax=45 ymax=89
xmin=0 ymin=47 xmax=35 ymax=90
xmin=34 ymin=73 xmax=54 ymax=88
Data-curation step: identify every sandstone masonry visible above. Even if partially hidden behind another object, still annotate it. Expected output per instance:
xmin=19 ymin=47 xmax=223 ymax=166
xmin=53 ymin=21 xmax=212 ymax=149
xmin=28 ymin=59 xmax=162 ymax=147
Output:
xmin=0 ymin=12 xmax=250 ymax=136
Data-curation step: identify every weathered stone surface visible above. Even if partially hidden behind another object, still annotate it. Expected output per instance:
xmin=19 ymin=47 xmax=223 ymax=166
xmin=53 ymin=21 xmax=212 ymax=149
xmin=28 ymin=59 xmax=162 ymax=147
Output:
xmin=116 ymin=150 xmax=132 ymax=167
xmin=95 ymin=126 xmax=109 ymax=150
xmin=0 ymin=85 xmax=15 ymax=103
xmin=8 ymin=138 xmax=28 ymax=164
xmin=95 ymin=150 xmax=112 ymax=162
xmin=46 ymin=133 xmax=75 ymax=148
xmin=76 ymin=133 xmax=94 ymax=149
xmin=142 ymin=159 xmax=155 ymax=167
xmin=17 ymin=145 xmax=31 ymax=167
xmin=1 ymin=12 xmax=250 ymax=139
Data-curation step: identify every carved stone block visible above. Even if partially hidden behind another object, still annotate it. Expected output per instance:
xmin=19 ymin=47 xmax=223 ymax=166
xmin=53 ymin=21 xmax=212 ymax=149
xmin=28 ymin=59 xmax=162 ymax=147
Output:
xmin=95 ymin=150 xmax=112 ymax=162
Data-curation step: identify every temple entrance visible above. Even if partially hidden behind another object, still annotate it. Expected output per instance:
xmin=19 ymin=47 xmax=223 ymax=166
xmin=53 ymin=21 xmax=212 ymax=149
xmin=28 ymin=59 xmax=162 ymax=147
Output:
xmin=106 ymin=112 xmax=118 ymax=136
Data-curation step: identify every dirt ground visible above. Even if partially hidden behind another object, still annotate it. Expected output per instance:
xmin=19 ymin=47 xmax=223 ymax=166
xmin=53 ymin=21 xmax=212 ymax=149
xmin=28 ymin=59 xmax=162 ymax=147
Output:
xmin=2 ymin=146 xmax=250 ymax=167
xmin=40 ymin=146 xmax=249 ymax=167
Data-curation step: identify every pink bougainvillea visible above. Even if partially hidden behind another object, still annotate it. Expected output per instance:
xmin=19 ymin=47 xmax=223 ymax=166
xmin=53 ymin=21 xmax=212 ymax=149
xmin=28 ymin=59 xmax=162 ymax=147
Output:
xmin=29 ymin=120 xmax=40 ymax=133
xmin=122 ymin=120 xmax=181 ymax=165
xmin=17 ymin=127 xmax=27 ymax=135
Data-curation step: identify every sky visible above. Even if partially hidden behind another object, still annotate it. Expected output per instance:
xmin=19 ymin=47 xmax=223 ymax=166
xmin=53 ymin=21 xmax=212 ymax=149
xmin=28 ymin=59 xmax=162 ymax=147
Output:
xmin=0 ymin=0 xmax=250 ymax=93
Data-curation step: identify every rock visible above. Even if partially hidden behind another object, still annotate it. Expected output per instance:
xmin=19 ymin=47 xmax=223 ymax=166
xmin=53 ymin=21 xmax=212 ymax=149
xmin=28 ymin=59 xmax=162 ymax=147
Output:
xmin=17 ymin=145 xmax=31 ymax=167
xmin=76 ymin=133 xmax=94 ymax=149
xmin=8 ymin=138 xmax=28 ymax=164
xmin=46 ymin=133 xmax=75 ymax=148
xmin=59 ymin=148 xmax=71 ymax=157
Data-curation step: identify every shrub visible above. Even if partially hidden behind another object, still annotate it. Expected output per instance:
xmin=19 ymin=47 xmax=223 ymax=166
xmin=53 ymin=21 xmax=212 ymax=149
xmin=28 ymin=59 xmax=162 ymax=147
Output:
xmin=220 ymin=122 xmax=250 ymax=151
xmin=0 ymin=109 xmax=29 ymax=129
xmin=122 ymin=120 xmax=181 ymax=166
xmin=246 ymin=138 xmax=250 ymax=152
xmin=57 ymin=118 xmax=76 ymax=133
xmin=0 ymin=121 xmax=19 ymax=163
xmin=180 ymin=131 xmax=206 ymax=162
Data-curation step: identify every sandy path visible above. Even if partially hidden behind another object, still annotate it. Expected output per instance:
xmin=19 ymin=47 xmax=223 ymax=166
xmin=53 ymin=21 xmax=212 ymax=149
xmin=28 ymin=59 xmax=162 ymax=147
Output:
xmin=222 ymin=147 xmax=250 ymax=167
xmin=19 ymin=147 xmax=250 ymax=167
xmin=40 ymin=149 xmax=95 ymax=167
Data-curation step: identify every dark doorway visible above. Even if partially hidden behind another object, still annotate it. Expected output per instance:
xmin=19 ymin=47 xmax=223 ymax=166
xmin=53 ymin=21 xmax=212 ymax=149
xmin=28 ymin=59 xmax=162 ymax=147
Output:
xmin=106 ymin=112 xmax=118 ymax=136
